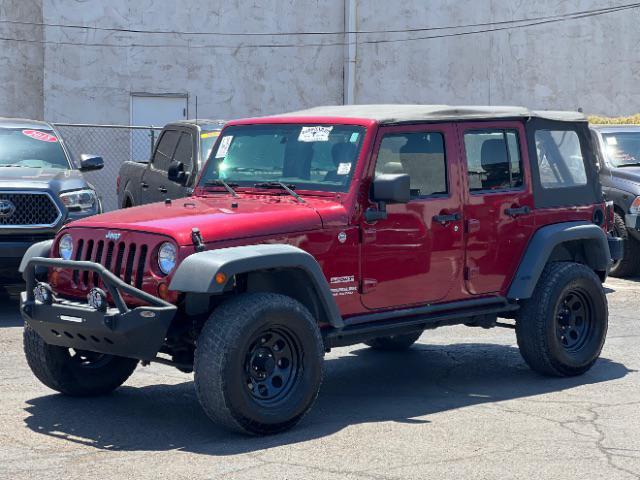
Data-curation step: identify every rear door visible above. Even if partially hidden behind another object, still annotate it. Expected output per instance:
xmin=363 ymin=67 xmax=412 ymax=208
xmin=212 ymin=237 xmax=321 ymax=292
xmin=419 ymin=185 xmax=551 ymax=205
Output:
xmin=360 ymin=124 xmax=465 ymax=310
xmin=459 ymin=121 xmax=534 ymax=295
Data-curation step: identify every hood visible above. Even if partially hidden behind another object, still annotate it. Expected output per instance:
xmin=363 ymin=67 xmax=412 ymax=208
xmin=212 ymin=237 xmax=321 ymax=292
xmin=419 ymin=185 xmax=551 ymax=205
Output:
xmin=67 ymin=194 xmax=348 ymax=245
xmin=0 ymin=167 xmax=87 ymax=193
xmin=610 ymin=166 xmax=640 ymax=194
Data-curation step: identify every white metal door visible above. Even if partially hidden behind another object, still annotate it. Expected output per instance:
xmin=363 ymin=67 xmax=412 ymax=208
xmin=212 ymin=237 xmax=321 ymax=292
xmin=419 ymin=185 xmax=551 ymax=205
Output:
xmin=130 ymin=94 xmax=187 ymax=161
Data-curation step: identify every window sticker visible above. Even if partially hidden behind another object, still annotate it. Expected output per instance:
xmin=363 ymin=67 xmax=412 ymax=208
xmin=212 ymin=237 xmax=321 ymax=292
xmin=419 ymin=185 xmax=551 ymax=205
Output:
xmin=337 ymin=162 xmax=352 ymax=175
xmin=22 ymin=129 xmax=58 ymax=143
xmin=298 ymin=126 xmax=333 ymax=142
xmin=201 ymin=131 xmax=220 ymax=139
xmin=349 ymin=132 xmax=359 ymax=143
xmin=215 ymin=135 xmax=233 ymax=158
xmin=606 ymin=136 xmax=618 ymax=146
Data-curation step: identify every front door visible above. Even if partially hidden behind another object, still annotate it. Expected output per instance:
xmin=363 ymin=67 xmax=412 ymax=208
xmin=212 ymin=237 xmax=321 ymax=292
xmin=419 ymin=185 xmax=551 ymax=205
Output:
xmin=459 ymin=122 xmax=535 ymax=295
xmin=361 ymin=124 xmax=464 ymax=310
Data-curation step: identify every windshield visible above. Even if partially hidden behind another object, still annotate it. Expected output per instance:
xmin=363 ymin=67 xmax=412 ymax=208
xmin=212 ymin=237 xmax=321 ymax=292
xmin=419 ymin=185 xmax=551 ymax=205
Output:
xmin=199 ymin=124 xmax=366 ymax=192
xmin=601 ymin=132 xmax=640 ymax=167
xmin=0 ymin=129 xmax=70 ymax=169
xmin=199 ymin=130 xmax=221 ymax=167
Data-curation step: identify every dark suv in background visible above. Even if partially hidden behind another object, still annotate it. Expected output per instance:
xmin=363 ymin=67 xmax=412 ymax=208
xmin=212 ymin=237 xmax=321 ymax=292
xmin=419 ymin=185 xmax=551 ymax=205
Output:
xmin=0 ymin=117 xmax=104 ymax=278
xmin=591 ymin=125 xmax=640 ymax=276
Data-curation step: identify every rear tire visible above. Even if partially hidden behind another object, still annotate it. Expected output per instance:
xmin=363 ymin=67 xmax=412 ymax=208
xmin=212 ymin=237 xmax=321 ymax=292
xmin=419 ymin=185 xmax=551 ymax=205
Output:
xmin=516 ymin=262 xmax=608 ymax=377
xmin=194 ymin=293 xmax=324 ymax=435
xmin=364 ymin=331 xmax=422 ymax=351
xmin=609 ymin=212 xmax=640 ymax=277
xmin=23 ymin=324 xmax=138 ymax=396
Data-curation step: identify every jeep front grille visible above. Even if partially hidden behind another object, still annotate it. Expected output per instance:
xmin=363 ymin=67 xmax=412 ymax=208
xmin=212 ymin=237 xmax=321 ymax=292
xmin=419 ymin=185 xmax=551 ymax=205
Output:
xmin=72 ymin=238 xmax=149 ymax=290
xmin=0 ymin=191 xmax=61 ymax=227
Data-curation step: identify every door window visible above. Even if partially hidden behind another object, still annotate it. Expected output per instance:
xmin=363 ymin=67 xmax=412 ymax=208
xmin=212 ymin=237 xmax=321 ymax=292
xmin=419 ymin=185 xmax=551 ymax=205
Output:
xmin=173 ymin=132 xmax=194 ymax=170
xmin=375 ymin=132 xmax=448 ymax=197
xmin=535 ymin=130 xmax=587 ymax=188
xmin=152 ymin=130 xmax=180 ymax=171
xmin=464 ymin=130 xmax=523 ymax=191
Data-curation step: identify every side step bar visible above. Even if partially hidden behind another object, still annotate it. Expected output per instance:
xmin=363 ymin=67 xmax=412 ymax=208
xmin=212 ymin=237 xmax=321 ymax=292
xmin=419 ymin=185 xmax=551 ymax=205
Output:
xmin=324 ymin=298 xmax=519 ymax=349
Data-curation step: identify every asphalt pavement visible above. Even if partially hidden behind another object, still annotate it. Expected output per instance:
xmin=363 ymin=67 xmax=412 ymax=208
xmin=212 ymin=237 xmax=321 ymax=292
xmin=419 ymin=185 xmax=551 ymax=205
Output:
xmin=0 ymin=278 xmax=638 ymax=479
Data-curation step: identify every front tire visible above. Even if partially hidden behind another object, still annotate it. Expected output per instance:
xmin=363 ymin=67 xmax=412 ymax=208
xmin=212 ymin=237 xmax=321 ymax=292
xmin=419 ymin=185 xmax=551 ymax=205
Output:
xmin=364 ymin=331 xmax=422 ymax=350
xmin=194 ymin=293 xmax=324 ymax=435
xmin=609 ymin=212 xmax=640 ymax=277
xmin=516 ymin=262 xmax=608 ymax=377
xmin=23 ymin=324 xmax=138 ymax=396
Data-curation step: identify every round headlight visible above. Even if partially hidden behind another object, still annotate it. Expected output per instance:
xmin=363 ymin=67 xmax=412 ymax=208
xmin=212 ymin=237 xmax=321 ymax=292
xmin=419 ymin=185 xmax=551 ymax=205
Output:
xmin=59 ymin=234 xmax=73 ymax=260
xmin=158 ymin=242 xmax=177 ymax=275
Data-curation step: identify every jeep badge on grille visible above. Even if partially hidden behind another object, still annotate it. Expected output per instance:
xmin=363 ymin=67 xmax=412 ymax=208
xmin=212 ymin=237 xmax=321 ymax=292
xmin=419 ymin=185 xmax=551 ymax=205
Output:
xmin=105 ymin=231 xmax=121 ymax=241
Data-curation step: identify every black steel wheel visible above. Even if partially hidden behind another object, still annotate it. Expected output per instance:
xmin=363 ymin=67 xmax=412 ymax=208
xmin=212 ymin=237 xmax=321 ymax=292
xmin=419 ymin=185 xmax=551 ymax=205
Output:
xmin=23 ymin=324 xmax=138 ymax=396
xmin=555 ymin=290 xmax=593 ymax=353
xmin=194 ymin=293 xmax=324 ymax=435
xmin=516 ymin=262 xmax=608 ymax=377
xmin=244 ymin=327 xmax=301 ymax=406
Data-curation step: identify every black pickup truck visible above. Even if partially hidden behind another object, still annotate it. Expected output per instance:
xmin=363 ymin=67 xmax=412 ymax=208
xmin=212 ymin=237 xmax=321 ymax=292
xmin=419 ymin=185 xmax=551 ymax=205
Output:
xmin=117 ymin=119 xmax=224 ymax=208
xmin=0 ymin=117 xmax=104 ymax=278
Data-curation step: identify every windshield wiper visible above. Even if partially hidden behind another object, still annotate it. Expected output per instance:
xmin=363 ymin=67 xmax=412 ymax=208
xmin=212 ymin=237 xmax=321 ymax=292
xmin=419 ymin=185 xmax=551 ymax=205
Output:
xmin=203 ymin=179 xmax=239 ymax=197
xmin=616 ymin=162 xmax=640 ymax=168
xmin=253 ymin=181 xmax=305 ymax=203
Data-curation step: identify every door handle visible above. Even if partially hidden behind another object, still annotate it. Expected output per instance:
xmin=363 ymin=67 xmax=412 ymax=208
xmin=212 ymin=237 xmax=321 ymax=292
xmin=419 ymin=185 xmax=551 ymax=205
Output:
xmin=433 ymin=212 xmax=461 ymax=225
xmin=505 ymin=206 xmax=531 ymax=217
xmin=140 ymin=182 xmax=149 ymax=189
xmin=158 ymin=186 xmax=168 ymax=194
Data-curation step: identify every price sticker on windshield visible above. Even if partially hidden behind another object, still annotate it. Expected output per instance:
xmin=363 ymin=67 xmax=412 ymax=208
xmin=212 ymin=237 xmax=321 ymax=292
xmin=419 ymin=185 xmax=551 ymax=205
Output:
xmin=22 ymin=129 xmax=58 ymax=143
xmin=215 ymin=135 xmax=233 ymax=158
xmin=298 ymin=126 xmax=333 ymax=142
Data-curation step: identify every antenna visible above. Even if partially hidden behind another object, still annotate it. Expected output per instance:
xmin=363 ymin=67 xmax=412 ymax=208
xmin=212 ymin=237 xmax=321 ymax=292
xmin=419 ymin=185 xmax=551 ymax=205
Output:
xmin=195 ymin=95 xmax=198 ymax=124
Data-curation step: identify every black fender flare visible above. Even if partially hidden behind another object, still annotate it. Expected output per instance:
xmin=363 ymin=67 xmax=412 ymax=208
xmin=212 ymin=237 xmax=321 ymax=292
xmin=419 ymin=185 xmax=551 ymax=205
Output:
xmin=507 ymin=221 xmax=610 ymax=300
xmin=169 ymin=244 xmax=344 ymax=328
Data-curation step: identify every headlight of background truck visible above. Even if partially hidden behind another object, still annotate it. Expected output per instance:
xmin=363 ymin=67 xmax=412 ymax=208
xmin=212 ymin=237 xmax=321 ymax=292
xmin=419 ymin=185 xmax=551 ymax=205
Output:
xmin=59 ymin=189 xmax=98 ymax=213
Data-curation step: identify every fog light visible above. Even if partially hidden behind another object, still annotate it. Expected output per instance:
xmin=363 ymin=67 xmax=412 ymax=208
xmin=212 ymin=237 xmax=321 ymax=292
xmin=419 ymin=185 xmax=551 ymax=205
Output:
xmin=33 ymin=283 xmax=53 ymax=304
xmin=87 ymin=288 xmax=107 ymax=312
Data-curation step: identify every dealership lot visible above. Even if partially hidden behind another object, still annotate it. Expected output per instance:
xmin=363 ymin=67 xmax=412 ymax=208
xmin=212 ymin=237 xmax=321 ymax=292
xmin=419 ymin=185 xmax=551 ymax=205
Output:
xmin=0 ymin=277 xmax=638 ymax=480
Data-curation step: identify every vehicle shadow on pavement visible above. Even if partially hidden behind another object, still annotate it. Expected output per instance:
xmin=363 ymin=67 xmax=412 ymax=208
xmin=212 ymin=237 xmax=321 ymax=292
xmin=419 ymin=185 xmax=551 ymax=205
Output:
xmin=22 ymin=342 xmax=631 ymax=455
xmin=0 ymin=290 xmax=23 ymax=327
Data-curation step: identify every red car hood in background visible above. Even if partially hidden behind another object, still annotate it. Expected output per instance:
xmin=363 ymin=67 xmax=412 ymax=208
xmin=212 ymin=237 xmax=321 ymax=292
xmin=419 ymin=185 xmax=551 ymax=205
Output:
xmin=66 ymin=194 xmax=348 ymax=245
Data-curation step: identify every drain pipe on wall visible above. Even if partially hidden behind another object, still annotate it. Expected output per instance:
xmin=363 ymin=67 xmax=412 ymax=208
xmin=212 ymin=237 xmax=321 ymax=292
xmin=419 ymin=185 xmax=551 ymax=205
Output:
xmin=343 ymin=0 xmax=357 ymax=105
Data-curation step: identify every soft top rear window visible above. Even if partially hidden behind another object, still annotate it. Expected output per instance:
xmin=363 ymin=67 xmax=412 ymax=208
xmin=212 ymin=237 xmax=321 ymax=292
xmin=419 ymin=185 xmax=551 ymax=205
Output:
xmin=535 ymin=130 xmax=587 ymax=189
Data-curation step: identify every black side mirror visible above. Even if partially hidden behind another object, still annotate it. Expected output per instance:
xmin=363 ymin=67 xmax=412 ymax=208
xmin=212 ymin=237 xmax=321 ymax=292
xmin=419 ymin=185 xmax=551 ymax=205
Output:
xmin=365 ymin=174 xmax=410 ymax=222
xmin=168 ymin=161 xmax=189 ymax=185
xmin=79 ymin=154 xmax=104 ymax=172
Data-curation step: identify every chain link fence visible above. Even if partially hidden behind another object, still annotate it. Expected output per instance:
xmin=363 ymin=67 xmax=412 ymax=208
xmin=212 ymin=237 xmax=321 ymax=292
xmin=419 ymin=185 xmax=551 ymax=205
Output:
xmin=54 ymin=124 xmax=163 ymax=212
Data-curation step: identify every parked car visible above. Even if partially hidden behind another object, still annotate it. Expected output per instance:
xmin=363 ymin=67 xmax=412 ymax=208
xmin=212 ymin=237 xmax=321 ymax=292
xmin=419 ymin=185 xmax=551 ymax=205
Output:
xmin=0 ymin=117 xmax=103 ymax=278
xmin=20 ymin=105 xmax=621 ymax=435
xmin=591 ymin=125 xmax=640 ymax=276
xmin=117 ymin=119 xmax=225 ymax=208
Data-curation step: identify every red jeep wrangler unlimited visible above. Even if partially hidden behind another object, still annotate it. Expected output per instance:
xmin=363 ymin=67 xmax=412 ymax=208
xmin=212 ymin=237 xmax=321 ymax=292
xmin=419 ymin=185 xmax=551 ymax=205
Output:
xmin=20 ymin=105 xmax=622 ymax=435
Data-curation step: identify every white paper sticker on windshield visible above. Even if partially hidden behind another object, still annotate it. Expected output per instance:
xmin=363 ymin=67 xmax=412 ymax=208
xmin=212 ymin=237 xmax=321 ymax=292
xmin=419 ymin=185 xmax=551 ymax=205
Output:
xmin=215 ymin=135 xmax=233 ymax=158
xmin=298 ymin=126 xmax=333 ymax=142
xmin=349 ymin=132 xmax=359 ymax=143
xmin=337 ymin=162 xmax=351 ymax=175
xmin=606 ymin=136 xmax=618 ymax=146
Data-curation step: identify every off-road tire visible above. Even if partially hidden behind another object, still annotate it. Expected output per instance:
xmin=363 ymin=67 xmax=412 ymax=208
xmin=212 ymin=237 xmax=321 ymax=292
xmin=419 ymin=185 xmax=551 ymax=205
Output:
xmin=516 ymin=262 xmax=608 ymax=377
xmin=364 ymin=331 xmax=422 ymax=350
xmin=194 ymin=293 xmax=324 ymax=435
xmin=609 ymin=212 xmax=640 ymax=277
xmin=23 ymin=323 xmax=138 ymax=396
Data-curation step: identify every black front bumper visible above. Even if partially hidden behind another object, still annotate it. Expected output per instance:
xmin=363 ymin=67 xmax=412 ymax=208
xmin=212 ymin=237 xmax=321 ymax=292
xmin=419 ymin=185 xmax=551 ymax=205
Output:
xmin=0 ymin=237 xmax=52 ymax=273
xmin=608 ymin=235 xmax=624 ymax=263
xmin=21 ymin=257 xmax=177 ymax=361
